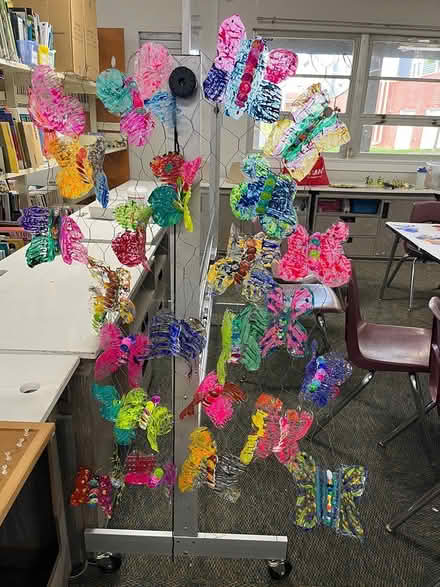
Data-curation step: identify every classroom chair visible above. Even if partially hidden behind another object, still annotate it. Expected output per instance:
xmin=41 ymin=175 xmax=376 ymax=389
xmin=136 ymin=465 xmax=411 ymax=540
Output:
xmin=309 ymin=267 xmax=436 ymax=462
xmin=385 ymin=296 xmax=440 ymax=533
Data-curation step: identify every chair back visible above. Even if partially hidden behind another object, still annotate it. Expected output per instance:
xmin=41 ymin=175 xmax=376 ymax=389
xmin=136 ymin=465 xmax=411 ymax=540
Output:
xmin=345 ymin=267 xmax=364 ymax=366
xmin=406 ymin=201 xmax=440 ymax=254
xmin=428 ymin=296 xmax=440 ymax=403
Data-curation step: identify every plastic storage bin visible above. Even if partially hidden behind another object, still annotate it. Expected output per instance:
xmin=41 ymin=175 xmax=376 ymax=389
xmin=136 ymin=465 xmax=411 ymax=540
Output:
xmin=318 ymin=198 xmax=341 ymax=212
xmin=16 ymin=40 xmax=38 ymax=66
xmin=350 ymin=199 xmax=380 ymax=214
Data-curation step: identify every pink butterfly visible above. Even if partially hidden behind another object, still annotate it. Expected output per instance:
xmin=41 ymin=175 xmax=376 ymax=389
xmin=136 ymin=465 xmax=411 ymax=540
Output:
xmin=95 ymin=323 xmax=150 ymax=388
xmin=260 ymin=287 xmax=314 ymax=359
xmin=277 ymin=222 xmax=351 ymax=287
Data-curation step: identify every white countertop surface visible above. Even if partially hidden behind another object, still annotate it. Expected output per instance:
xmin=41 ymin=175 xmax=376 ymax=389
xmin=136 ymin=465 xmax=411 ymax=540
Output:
xmin=0 ymin=354 xmax=79 ymax=422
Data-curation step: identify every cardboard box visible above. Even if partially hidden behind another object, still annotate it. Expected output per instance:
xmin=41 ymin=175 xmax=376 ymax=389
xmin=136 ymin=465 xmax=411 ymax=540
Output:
xmin=20 ymin=0 xmax=97 ymax=78
xmin=83 ymin=0 xmax=99 ymax=80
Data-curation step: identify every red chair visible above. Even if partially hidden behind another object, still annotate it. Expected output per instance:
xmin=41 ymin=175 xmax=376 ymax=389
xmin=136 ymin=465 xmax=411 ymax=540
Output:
xmin=309 ymin=267 xmax=435 ymax=459
xmin=385 ymin=297 xmax=440 ymax=532
xmin=380 ymin=200 xmax=440 ymax=311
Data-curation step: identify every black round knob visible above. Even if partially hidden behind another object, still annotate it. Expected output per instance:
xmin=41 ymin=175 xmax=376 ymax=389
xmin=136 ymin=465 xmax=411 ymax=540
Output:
xmin=169 ymin=66 xmax=197 ymax=98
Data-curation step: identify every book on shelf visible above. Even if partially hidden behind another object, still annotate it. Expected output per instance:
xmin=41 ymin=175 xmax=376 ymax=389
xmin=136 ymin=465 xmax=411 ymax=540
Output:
xmin=0 ymin=0 xmax=19 ymax=61
xmin=0 ymin=121 xmax=19 ymax=173
xmin=0 ymin=108 xmax=48 ymax=173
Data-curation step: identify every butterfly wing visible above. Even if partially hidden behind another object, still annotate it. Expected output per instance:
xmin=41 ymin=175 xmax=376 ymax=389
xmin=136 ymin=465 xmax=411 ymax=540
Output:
xmin=315 ymin=221 xmax=352 ymax=287
xmin=278 ymin=224 xmax=310 ymax=282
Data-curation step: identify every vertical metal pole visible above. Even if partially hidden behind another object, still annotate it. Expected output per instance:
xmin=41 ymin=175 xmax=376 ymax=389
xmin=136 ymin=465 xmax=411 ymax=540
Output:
xmin=182 ymin=0 xmax=191 ymax=55
xmin=169 ymin=55 xmax=203 ymax=538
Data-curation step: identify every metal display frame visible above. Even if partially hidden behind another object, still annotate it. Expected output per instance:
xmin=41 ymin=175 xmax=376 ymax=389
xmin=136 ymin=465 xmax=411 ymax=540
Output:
xmin=85 ymin=3 xmax=288 ymax=568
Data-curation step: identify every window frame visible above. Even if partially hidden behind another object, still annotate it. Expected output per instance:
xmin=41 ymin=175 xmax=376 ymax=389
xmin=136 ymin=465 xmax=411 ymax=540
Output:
xmin=251 ymin=29 xmax=440 ymax=161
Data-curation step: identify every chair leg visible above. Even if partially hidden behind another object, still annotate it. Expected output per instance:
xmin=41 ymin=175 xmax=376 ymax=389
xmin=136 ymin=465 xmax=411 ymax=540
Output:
xmin=316 ymin=313 xmax=330 ymax=352
xmin=386 ymin=481 xmax=440 ymax=533
xmin=387 ymin=254 xmax=409 ymax=288
xmin=308 ymin=370 xmax=375 ymax=440
xmin=408 ymin=258 xmax=417 ymax=311
xmin=408 ymin=373 xmax=432 ymax=462
xmin=378 ymin=400 xmax=437 ymax=447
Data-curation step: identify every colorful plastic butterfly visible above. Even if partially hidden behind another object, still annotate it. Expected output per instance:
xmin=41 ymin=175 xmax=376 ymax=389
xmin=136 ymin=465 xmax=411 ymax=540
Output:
xmin=179 ymin=371 xmax=247 ymax=429
xmin=92 ymin=384 xmax=147 ymax=445
xmin=300 ymin=340 xmax=352 ymax=408
xmin=144 ymin=313 xmax=206 ymax=368
xmin=88 ymin=258 xmax=136 ymax=331
xmin=230 ymin=154 xmax=297 ymax=240
xmin=229 ymin=304 xmax=270 ymax=372
xmin=97 ymin=43 xmax=176 ymax=147
xmin=28 ymin=65 xmax=86 ymax=141
xmin=277 ymin=221 xmax=352 ymax=287
xmin=45 ymin=135 xmax=109 ymax=206
xmin=260 ymin=287 xmax=314 ymax=359
xmin=138 ymin=395 xmax=173 ymax=453
xmin=203 ymin=14 xmax=297 ymax=123
xmin=264 ymin=83 xmax=351 ymax=181
xmin=178 ymin=427 xmax=217 ymax=493
xmin=94 ymin=323 xmax=149 ymax=388
xmin=207 ymin=224 xmax=280 ymax=296
xmin=290 ymin=452 xmax=367 ymax=539
xmin=240 ymin=394 xmax=313 ymax=467
xmin=20 ymin=207 xmax=88 ymax=268
xmin=149 ymin=152 xmax=202 ymax=232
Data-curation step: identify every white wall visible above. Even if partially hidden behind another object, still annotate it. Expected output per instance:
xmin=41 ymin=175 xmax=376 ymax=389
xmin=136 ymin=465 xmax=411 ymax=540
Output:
xmin=96 ymin=0 xmax=181 ymax=179
xmin=219 ymin=0 xmax=440 ymax=30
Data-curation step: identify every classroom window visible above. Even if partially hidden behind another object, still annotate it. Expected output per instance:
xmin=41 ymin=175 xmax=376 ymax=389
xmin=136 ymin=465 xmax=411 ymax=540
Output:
xmin=253 ymin=30 xmax=440 ymax=159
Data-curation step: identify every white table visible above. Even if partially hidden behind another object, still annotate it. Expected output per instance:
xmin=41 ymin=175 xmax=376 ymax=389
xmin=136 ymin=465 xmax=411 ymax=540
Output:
xmin=0 ymin=242 xmax=145 ymax=358
xmin=0 ymin=354 xmax=79 ymax=422
xmin=379 ymin=222 xmax=440 ymax=309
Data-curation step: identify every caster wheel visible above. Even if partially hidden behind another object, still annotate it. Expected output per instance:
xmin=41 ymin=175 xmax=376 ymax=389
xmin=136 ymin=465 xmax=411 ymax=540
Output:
xmin=268 ymin=560 xmax=292 ymax=581
xmin=88 ymin=552 xmax=122 ymax=574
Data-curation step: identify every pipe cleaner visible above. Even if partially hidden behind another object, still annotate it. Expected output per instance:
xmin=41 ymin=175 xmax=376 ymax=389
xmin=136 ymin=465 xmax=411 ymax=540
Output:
xmin=178 ymin=427 xmax=217 ymax=493
xmin=264 ymin=83 xmax=350 ymax=181
xmin=144 ymin=312 xmax=206 ymax=368
xmin=230 ymin=154 xmax=297 ymax=239
xmin=138 ymin=396 xmax=173 ymax=452
xmin=28 ymin=65 xmax=86 ymax=139
xmin=260 ymin=287 xmax=314 ymax=359
xmin=92 ymin=384 xmax=147 ymax=445
xmin=179 ymin=371 xmax=246 ymax=429
xmin=300 ymin=340 xmax=352 ymax=408
xmin=278 ymin=221 xmax=351 ymax=287
xmin=230 ymin=304 xmax=269 ymax=371
xmin=289 ymin=452 xmax=367 ymax=539
xmin=20 ymin=207 xmax=88 ymax=268
xmin=203 ymin=15 xmax=297 ymax=123
xmin=207 ymin=224 xmax=280 ymax=296
xmin=88 ymin=258 xmax=135 ymax=331
xmin=149 ymin=153 xmax=202 ymax=232
xmin=95 ymin=323 xmax=149 ymax=388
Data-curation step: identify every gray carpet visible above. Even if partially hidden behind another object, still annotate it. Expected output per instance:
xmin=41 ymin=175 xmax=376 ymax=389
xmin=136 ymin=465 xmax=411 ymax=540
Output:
xmin=73 ymin=260 xmax=440 ymax=587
